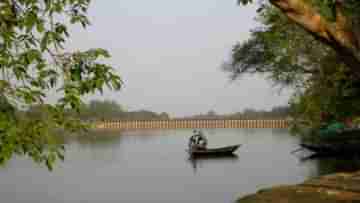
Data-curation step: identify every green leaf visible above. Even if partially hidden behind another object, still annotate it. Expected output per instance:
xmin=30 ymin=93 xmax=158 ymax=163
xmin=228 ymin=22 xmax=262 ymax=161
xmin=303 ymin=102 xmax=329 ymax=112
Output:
xmin=45 ymin=159 xmax=53 ymax=171
xmin=36 ymin=20 xmax=45 ymax=33
xmin=40 ymin=32 xmax=50 ymax=51
xmin=0 ymin=0 xmax=121 ymax=171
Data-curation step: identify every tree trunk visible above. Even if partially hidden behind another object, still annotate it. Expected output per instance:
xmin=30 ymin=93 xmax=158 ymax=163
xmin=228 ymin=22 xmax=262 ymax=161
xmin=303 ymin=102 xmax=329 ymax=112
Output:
xmin=269 ymin=0 xmax=360 ymax=77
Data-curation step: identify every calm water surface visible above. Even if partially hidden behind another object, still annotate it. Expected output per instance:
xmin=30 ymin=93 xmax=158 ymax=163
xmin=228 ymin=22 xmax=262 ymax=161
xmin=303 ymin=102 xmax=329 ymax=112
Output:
xmin=1 ymin=128 xmax=360 ymax=203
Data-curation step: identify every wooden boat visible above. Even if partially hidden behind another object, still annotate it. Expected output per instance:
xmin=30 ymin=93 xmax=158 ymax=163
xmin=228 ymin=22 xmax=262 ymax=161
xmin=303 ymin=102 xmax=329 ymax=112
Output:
xmin=300 ymin=143 xmax=360 ymax=156
xmin=188 ymin=144 xmax=241 ymax=157
xmin=299 ymin=143 xmax=338 ymax=156
xmin=299 ymin=128 xmax=360 ymax=156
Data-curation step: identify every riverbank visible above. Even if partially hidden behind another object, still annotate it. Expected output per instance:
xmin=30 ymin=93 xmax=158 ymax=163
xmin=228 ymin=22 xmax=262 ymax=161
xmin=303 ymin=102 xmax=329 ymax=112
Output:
xmin=237 ymin=170 xmax=360 ymax=203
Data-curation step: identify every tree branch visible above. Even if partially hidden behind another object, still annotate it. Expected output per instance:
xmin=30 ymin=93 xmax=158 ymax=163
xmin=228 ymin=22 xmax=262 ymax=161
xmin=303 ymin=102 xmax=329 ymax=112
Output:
xmin=269 ymin=0 xmax=360 ymax=75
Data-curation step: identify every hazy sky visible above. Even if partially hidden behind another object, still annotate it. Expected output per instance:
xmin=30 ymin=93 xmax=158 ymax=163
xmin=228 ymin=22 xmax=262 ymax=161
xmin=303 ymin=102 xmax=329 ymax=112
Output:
xmin=66 ymin=0 xmax=291 ymax=117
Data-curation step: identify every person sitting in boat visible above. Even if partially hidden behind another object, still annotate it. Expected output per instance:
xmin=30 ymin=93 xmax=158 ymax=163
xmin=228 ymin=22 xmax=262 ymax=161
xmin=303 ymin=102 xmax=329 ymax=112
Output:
xmin=189 ymin=131 xmax=198 ymax=148
xmin=196 ymin=130 xmax=208 ymax=149
xmin=189 ymin=130 xmax=207 ymax=150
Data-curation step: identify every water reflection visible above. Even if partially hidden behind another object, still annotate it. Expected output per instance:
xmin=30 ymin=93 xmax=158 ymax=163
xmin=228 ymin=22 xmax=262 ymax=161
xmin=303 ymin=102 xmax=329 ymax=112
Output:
xmin=188 ymin=154 xmax=239 ymax=174
xmin=316 ymin=157 xmax=360 ymax=175
xmin=2 ymin=128 xmax=360 ymax=203
xmin=63 ymin=130 xmax=124 ymax=164
xmin=298 ymin=156 xmax=360 ymax=177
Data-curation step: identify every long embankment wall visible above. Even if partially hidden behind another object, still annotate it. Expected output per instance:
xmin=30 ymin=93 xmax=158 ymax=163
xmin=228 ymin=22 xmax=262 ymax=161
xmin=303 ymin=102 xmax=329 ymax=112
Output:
xmin=95 ymin=119 xmax=289 ymax=130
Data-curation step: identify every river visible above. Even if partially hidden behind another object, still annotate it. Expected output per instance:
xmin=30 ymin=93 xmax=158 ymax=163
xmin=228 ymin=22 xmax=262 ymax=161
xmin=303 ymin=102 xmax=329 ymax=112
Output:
xmin=1 ymin=128 xmax=360 ymax=203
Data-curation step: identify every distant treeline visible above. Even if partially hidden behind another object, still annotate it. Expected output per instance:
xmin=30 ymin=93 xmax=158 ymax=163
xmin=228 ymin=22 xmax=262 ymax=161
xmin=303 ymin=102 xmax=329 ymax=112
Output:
xmin=178 ymin=106 xmax=290 ymax=120
xmin=26 ymin=100 xmax=170 ymax=121
xmin=77 ymin=100 xmax=170 ymax=120
xmin=25 ymin=100 xmax=289 ymax=121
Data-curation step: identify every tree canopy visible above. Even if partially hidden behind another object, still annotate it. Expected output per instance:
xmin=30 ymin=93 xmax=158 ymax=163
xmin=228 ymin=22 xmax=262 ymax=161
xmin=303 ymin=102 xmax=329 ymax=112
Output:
xmin=224 ymin=1 xmax=360 ymax=129
xmin=0 ymin=0 xmax=122 ymax=170
xmin=238 ymin=0 xmax=360 ymax=77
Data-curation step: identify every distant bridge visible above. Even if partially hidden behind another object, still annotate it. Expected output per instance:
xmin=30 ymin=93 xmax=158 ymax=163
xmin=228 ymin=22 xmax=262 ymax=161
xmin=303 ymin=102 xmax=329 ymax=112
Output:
xmin=95 ymin=119 xmax=289 ymax=130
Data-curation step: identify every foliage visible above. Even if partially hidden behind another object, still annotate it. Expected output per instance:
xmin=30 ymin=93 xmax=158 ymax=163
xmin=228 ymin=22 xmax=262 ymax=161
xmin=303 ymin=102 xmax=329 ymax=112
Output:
xmin=226 ymin=106 xmax=290 ymax=120
xmin=289 ymin=66 xmax=360 ymax=126
xmin=225 ymin=2 xmax=360 ymax=132
xmin=120 ymin=110 xmax=170 ymax=120
xmin=237 ymin=0 xmax=360 ymax=70
xmin=79 ymin=100 xmax=125 ymax=120
xmin=223 ymin=5 xmax=335 ymax=87
xmin=54 ymin=99 xmax=170 ymax=121
xmin=237 ymin=0 xmax=360 ymax=20
xmin=0 ymin=0 xmax=122 ymax=170
xmin=180 ymin=106 xmax=290 ymax=120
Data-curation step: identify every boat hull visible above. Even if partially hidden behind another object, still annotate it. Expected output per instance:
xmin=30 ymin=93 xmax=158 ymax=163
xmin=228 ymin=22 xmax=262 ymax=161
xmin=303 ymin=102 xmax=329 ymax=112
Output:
xmin=188 ymin=144 xmax=241 ymax=157
xmin=299 ymin=128 xmax=360 ymax=156
xmin=300 ymin=143 xmax=360 ymax=156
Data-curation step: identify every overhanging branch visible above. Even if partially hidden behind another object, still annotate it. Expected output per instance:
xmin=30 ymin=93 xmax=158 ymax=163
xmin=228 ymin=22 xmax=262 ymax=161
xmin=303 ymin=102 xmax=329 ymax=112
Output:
xmin=269 ymin=0 xmax=360 ymax=75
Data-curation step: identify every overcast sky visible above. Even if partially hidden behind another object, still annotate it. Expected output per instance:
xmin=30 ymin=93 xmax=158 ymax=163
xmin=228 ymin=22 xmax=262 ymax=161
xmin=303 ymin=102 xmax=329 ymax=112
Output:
xmin=66 ymin=0 xmax=291 ymax=117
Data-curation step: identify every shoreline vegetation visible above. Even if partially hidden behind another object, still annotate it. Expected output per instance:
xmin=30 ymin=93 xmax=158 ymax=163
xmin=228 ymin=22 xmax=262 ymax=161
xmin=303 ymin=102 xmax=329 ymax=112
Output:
xmin=24 ymin=99 xmax=290 ymax=122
